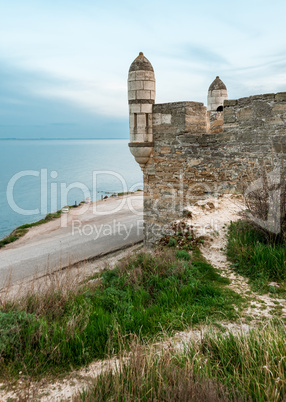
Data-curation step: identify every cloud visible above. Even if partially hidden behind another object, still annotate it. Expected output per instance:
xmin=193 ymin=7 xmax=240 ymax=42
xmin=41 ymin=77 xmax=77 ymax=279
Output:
xmin=179 ymin=44 xmax=230 ymax=67
xmin=0 ymin=0 xmax=286 ymax=138
xmin=0 ymin=61 xmax=129 ymax=139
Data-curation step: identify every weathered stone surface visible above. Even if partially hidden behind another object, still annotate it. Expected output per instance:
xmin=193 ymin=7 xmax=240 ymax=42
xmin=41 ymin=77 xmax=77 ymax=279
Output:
xmin=224 ymin=115 xmax=236 ymax=124
xmin=237 ymin=107 xmax=253 ymax=120
xmin=127 ymin=54 xmax=286 ymax=247
xmin=129 ymin=53 xmax=154 ymax=72
xmin=142 ymin=92 xmax=286 ymax=246
xmin=275 ymin=93 xmax=286 ymax=102
xmin=273 ymin=103 xmax=286 ymax=114
xmin=224 ymin=99 xmax=237 ymax=106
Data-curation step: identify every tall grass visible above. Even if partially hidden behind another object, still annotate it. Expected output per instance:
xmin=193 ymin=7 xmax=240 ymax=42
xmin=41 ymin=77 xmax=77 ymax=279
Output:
xmin=78 ymin=322 xmax=286 ymax=402
xmin=227 ymin=221 xmax=286 ymax=292
xmin=0 ymin=249 xmax=242 ymax=379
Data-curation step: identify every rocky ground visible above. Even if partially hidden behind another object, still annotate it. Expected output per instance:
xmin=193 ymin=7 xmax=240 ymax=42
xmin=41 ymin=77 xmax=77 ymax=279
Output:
xmin=189 ymin=194 xmax=286 ymax=320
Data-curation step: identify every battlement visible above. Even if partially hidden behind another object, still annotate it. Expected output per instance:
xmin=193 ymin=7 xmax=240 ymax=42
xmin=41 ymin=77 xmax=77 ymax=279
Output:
xmin=152 ymin=101 xmax=207 ymax=137
xmin=127 ymin=53 xmax=286 ymax=246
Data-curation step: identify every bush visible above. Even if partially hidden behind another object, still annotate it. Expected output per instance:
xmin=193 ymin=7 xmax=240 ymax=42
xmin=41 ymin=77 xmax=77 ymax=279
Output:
xmin=168 ymin=237 xmax=176 ymax=247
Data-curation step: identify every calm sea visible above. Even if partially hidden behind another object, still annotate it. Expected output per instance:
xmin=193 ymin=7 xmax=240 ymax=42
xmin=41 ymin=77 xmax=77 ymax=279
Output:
xmin=0 ymin=139 xmax=142 ymax=240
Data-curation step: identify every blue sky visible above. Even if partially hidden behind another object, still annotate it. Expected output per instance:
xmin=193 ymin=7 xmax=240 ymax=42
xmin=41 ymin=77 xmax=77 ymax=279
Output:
xmin=0 ymin=0 xmax=286 ymax=138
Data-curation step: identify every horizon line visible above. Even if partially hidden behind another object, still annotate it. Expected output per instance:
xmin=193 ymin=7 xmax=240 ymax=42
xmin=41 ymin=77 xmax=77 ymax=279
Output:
xmin=0 ymin=137 xmax=129 ymax=141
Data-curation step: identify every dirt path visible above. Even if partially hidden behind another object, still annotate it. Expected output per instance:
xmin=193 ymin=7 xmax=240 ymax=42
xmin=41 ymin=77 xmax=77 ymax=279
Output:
xmin=188 ymin=194 xmax=286 ymax=320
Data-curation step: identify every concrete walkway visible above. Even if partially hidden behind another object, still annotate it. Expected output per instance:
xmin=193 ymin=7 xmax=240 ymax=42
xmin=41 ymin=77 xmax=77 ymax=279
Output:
xmin=0 ymin=193 xmax=143 ymax=288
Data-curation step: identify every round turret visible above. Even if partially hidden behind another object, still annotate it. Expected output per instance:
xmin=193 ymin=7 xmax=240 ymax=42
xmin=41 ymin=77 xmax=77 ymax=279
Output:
xmin=207 ymin=76 xmax=227 ymax=111
xmin=128 ymin=52 xmax=156 ymax=169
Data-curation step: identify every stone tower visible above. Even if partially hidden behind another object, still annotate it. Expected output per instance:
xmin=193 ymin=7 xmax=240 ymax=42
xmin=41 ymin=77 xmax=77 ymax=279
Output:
xmin=128 ymin=52 xmax=156 ymax=169
xmin=207 ymin=76 xmax=228 ymax=111
xmin=207 ymin=76 xmax=228 ymax=133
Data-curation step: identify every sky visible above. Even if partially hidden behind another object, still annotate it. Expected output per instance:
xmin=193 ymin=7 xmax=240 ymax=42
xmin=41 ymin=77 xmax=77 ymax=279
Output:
xmin=0 ymin=0 xmax=286 ymax=139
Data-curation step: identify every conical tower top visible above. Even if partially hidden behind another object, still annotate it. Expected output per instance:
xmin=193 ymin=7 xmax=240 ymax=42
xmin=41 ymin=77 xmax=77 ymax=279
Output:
xmin=208 ymin=76 xmax=227 ymax=91
xmin=129 ymin=52 xmax=154 ymax=73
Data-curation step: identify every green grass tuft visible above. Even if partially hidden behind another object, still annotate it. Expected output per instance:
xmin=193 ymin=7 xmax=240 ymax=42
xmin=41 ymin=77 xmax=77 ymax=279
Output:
xmin=227 ymin=220 xmax=286 ymax=293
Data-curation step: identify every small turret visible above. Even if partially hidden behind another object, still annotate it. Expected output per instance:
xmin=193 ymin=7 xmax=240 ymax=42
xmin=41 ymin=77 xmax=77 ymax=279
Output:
xmin=207 ymin=76 xmax=227 ymax=112
xmin=207 ymin=76 xmax=228 ymax=133
xmin=128 ymin=52 xmax=155 ymax=169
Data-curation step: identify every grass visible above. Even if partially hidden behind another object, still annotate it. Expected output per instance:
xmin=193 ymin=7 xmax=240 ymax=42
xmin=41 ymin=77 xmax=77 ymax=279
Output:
xmin=117 ymin=189 xmax=142 ymax=196
xmin=117 ymin=191 xmax=134 ymax=196
xmin=77 ymin=321 xmax=286 ymax=402
xmin=0 ymin=248 xmax=242 ymax=380
xmin=227 ymin=220 xmax=286 ymax=293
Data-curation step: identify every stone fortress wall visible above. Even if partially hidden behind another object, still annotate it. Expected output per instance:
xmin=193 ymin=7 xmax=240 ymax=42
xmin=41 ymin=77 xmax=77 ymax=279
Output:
xmin=128 ymin=53 xmax=286 ymax=247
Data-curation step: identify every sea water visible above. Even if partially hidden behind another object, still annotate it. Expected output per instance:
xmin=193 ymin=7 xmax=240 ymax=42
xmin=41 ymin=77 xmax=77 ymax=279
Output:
xmin=0 ymin=139 xmax=142 ymax=240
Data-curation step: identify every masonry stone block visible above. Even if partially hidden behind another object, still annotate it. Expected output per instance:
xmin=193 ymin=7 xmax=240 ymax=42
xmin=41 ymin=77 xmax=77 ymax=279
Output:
xmin=144 ymin=81 xmax=156 ymax=91
xmin=224 ymin=115 xmax=236 ymax=124
xmin=137 ymin=113 xmax=146 ymax=129
xmin=129 ymin=104 xmax=141 ymax=113
xmin=128 ymin=71 xmax=136 ymax=81
xmin=273 ymin=103 xmax=286 ymax=113
xmin=135 ymin=71 xmax=149 ymax=81
xmin=214 ymin=96 xmax=226 ymax=105
xmin=275 ymin=93 xmax=286 ymax=102
xmin=153 ymin=113 xmax=162 ymax=125
xmin=140 ymin=104 xmax=153 ymax=113
xmin=137 ymin=90 xmax=151 ymax=100
xmin=161 ymin=114 xmax=172 ymax=124
xmin=128 ymin=90 xmax=136 ymax=100
xmin=128 ymin=80 xmax=144 ymax=91
xmin=211 ymin=89 xmax=224 ymax=97
xmin=143 ymin=71 xmax=156 ymax=81
xmin=237 ymin=107 xmax=253 ymax=121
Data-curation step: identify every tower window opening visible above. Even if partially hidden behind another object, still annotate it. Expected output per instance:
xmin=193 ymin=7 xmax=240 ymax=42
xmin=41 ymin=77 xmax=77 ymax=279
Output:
xmin=145 ymin=113 xmax=149 ymax=128
xmin=134 ymin=113 xmax=137 ymax=128
xmin=217 ymin=106 xmax=223 ymax=112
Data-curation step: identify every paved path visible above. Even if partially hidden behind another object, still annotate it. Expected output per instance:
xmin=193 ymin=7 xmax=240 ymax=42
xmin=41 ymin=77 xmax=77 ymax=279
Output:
xmin=0 ymin=194 xmax=143 ymax=288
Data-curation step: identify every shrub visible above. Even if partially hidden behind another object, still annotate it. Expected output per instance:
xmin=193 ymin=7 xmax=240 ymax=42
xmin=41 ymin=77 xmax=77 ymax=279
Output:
xmin=168 ymin=237 xmax=176 ymax=247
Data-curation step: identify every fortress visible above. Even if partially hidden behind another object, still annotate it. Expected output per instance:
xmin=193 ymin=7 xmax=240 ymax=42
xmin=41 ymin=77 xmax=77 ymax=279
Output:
xmin=127 ymin=52 xmax=286 ymax=247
